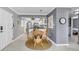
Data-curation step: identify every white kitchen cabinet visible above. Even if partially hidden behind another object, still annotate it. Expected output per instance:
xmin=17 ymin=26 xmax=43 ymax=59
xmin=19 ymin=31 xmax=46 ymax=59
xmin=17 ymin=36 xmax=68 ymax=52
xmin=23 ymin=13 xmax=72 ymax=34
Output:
xmin=0 ymin=8 xmax=13 ymax=50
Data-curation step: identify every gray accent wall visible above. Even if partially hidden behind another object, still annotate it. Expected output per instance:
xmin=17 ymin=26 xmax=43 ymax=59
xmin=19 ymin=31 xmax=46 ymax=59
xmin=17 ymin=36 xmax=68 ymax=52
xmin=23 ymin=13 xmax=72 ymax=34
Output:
xmin=56 ymin=8 xmax=70 ymax=44
xmin=47 ymin=9 xmax=56 ymax=42
xmin=47 ymin=8 xmax=71 ymax=44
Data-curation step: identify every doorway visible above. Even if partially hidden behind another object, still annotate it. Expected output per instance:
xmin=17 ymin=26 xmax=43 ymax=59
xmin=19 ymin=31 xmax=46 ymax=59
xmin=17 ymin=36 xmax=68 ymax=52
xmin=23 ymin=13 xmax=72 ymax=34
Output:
xmin=68 ymin=14 xmax=78 ymax=44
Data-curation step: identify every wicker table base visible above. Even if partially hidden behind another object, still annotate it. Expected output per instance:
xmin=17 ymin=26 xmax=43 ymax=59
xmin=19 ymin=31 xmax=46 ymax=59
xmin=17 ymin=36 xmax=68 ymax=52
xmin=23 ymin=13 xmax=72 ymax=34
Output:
xmin=25 ymin=38 xmax=52 ymax=50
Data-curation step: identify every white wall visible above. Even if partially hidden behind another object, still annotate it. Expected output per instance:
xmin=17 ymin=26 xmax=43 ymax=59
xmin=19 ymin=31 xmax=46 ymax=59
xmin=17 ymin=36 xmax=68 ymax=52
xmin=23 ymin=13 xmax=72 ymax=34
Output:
xmin=0 ymin=7 xmax=24 ymax=50
xmin=1 ymin=7 xmax=24 ymax=39
xmin=0 ymin=8 xmax=13 ymax=50
xmin=13 ymin=15 xmax=24 ymax=39
xmin=48 ymin=15 xmax=54 ymax=28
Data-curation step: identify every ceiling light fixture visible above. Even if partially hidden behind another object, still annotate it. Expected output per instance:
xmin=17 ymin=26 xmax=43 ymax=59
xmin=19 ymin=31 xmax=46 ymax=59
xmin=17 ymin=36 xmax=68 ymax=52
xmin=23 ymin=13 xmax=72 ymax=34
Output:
xmin=73 ymin=9 xmax=79 ymax=15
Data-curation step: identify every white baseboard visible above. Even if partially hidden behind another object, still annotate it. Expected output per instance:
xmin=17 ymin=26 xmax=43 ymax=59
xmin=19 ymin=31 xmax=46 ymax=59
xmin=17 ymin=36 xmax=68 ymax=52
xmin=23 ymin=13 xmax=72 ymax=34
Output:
xmin=9 ymin=33 xmax=25 ymax=44
xmin=14 ymin=33 xmax=25 ymax=41
xmin=55 ymin=44 xmax=69 ymax=46
xmin=1 ymin=33 xmax=25 ymax=51
xmin=47 ymin=37 xmax=69 ymax=46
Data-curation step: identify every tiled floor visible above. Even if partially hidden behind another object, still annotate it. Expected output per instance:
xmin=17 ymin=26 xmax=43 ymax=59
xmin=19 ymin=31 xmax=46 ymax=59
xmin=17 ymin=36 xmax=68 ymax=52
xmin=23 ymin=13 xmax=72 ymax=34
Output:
xmin=2 ymin=34 xmax=79 ymax=51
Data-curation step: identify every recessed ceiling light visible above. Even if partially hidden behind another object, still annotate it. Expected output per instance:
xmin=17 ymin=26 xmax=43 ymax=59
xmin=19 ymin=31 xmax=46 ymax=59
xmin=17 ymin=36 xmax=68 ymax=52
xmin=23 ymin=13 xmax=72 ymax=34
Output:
xmin=40 ymin=9 xmax=43 ymax=12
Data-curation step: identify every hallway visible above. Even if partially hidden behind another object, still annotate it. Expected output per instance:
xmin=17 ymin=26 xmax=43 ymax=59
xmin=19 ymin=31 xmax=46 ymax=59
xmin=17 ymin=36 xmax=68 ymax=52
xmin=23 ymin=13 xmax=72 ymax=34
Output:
xmin=0 ymin=7 xmax=79 ymax=51
xmin=2 ymin=34 xmax=79 ymax=51
xmin=0 ymin=1 xmax=79 ymax=59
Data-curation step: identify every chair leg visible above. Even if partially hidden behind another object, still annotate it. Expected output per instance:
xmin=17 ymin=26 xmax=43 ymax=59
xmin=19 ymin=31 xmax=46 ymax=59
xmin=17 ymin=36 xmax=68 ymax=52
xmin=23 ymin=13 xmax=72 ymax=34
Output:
xmin=41 ymin=42 xmax=43 ymax=48
xmin=46 ymin=37 xmax=49 ymax=42
xmin=34 ymin=42 xmax=36 ymax=48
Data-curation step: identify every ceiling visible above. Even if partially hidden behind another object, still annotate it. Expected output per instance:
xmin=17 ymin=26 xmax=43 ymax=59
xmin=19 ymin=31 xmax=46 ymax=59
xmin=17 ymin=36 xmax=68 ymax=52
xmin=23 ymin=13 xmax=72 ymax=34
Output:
xmin=9 ymin=7 xmax=55 ymax=15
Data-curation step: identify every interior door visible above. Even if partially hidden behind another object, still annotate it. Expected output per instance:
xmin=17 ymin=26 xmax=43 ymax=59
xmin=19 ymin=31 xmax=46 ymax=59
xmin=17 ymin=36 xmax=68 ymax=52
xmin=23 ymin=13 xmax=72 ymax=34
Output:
xmin=70 ymin=15 xmax=78 ymax=43
xmin=0 ymin=8 xmax=13 ymax=50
